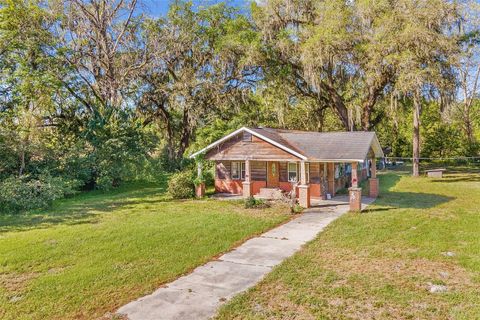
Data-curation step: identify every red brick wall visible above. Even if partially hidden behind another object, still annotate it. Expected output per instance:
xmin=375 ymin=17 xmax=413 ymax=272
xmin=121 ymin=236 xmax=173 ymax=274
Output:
xmin=252 ymin=181 xmax=266 ymax=195
xmin=310 ymin=183 xmax=321 ymax=198
xmin=278 ymin=182 xmax=301 ymax=198
xmin=215 ymin=179 xmax=243 ymax=194
xmin=214 ymin=179 xmax=266 ymax=195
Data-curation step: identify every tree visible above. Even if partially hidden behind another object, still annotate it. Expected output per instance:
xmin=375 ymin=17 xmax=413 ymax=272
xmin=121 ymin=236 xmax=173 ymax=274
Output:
xmin=251 ymin=0 xmax=401 ymax=131
xmin=390 ymin=0 xmax=458 ymax=176
xmin=0 ymin=0 xmax=61 ymax=176
xmin=455 ymin=0 xmax=480 ymax=154
xmin=57 ymin=0 xmax=148 ymax=111
xmin=138 ymin=1 xmax=258 ymax=164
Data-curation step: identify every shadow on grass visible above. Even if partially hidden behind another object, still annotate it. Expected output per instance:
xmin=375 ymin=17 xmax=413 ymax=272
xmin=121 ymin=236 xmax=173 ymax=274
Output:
xmin=431 ymin=174 xmax=480 ymax=183
xmin=373 ymin=191 xmax=454 ymax=209
xmin=363 ymin=173 xmax=455 ymax=213
xmin=0 ymin=182 xmax=169 ymax=233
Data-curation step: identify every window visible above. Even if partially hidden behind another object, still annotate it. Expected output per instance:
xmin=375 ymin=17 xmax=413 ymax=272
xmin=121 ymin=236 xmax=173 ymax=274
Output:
xmin=288 ymin=162 xmax=297 ymax=182
xmin=305 ymin=163 xmax=310 ymax=183
xmin=345 ymin=163 xmax=352 ymax=174
xmin=231 ymin=162 xmax=245 ymax=180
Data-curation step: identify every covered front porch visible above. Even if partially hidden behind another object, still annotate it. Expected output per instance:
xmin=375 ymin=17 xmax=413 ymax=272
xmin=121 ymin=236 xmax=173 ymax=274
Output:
xmin=212 ymin=192 xmax=376 ymax=210
xmin=190 ymin=127 xmax=383 ymax=212
xmin=198 ymin=157 xmax=379 ymax=212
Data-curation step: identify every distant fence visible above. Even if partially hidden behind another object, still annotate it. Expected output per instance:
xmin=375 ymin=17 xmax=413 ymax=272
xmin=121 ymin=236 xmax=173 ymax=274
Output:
xmin=380 ymin=156 xmax=480 ymax=174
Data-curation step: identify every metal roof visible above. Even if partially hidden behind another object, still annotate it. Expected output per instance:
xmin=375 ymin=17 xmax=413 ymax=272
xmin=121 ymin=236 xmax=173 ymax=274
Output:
xmin=190 ymin=127 xmax=384 ymax=162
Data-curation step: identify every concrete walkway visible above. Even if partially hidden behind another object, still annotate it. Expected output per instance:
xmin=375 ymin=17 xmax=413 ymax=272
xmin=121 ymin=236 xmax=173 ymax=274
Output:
xmin=117 ymin=196 xmax=375 ymax=320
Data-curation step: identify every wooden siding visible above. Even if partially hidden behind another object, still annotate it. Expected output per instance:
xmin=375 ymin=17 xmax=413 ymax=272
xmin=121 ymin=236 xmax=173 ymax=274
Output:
xmin=242 ymin=132 xmax=252 ymax=142
xmin=251 ymin=161 xmax=267 ymax=181
xmin=215 ymin=159 xmax=359 ymax=196
xmin=309 ymin=162 xmax=320 ymax=184
xmin=216 ymin=161 xmax=230 ymax=180
xmin=205 ymin=133 xmax=300 ymax=161
xmin=279 ymin=162 xmax=288 ymax=182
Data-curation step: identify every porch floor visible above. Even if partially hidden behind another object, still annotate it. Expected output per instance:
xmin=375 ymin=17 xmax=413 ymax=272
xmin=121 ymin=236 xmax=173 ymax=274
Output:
xmin=210 ymin=193 xmax=374 ymax=208
xmin=211 ymin=193 xmax=244 ymax=200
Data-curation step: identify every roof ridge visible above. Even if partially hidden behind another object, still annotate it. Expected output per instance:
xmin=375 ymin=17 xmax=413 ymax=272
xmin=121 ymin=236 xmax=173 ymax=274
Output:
xmin=253 ymin=127 xmax=376 ymax=134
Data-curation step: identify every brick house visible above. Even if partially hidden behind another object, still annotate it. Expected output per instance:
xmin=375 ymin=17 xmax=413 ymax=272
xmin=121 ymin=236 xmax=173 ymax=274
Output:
xmin=190 ymin=127 xmax=383 ymax=210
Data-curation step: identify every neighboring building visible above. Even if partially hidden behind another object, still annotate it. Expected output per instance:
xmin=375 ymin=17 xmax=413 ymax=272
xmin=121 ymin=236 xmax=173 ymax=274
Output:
xmin=190 ymin=127 xmax=383 ymax=209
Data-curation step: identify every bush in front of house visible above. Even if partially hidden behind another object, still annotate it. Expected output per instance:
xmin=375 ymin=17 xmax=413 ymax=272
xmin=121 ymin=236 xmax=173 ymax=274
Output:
xmin=168 ymin=170 xmax=195 ymax=199
xmin=291 ymin=203 xmax=304 ymax=214
xmin=0 ymin=174 xmax=80 ymax=214
xmin=244 ymin=197 xmax=270 ymax=209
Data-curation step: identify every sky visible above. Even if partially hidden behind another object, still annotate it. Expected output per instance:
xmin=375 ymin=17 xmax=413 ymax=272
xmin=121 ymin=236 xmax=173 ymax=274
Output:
xmin=141 ymin=0 xmax=253 ymax=17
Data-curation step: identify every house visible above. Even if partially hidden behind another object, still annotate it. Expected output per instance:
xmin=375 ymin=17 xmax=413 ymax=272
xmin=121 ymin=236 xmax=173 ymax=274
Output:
xmin=190 ymin=127 xmax=383 ymax=210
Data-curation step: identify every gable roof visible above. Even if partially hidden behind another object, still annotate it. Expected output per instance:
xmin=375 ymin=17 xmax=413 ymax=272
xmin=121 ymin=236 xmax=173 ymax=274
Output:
xmin=190 ymin=127 xmax=307 ymax=160
xmin=190 ymin=127 xmax=384 ymax=162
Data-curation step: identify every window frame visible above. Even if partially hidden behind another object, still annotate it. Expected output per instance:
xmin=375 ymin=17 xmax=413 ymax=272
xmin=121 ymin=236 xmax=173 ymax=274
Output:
xmin=305 ymin=162 xmax=310 ymax=183
xmin=231 ymin=161 xmax=245 ymax=180
xmin=288 ymin=162 xmax=298 ymax=182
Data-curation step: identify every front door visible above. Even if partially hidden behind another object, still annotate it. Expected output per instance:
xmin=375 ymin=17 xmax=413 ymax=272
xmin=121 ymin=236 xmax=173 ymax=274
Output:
xmin=267 ymin=162 xmax=280 ymax=188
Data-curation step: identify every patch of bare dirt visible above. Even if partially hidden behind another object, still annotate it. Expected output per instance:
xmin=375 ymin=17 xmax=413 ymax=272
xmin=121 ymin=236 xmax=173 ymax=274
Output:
xmin=0 ymin=271 xmax=40 ymax=293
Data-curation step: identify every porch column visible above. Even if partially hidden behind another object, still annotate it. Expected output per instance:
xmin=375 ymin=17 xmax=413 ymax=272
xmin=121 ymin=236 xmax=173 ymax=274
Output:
xmin=195 ymin=162 xmax=205 ymax=198
xmin=327 ymin=163 xmax=336 ymax=197
xmin=351 ymin=162 xmax=359 ymax=188
xmin=298 ymin=161 xmax=310 ymax=208
xmin=321 ymin=163 xmax=327 ymax=200
xmin=242 ymin=159 xmax=252 ymax=198
xmin=369 ymin=158 xmax=379 ymax=198
xmin=349 ymin=161 xmax=362 ymax=212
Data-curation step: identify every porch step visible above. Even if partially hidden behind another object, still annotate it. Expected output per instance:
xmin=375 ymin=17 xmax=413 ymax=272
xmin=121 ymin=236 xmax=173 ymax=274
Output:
xmin=257 ymin=188 xmax=284 ymax=200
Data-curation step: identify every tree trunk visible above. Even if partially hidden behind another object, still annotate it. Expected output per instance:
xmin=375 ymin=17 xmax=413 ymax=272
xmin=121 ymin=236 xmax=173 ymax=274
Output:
xmin=164 ymin=117 xmax=176 ymax=162
xmin=463 ymin=103 xmax=474 ymax=144
xmin=314 ymin=81 xmax=351 ymax=130
xmin=412 ymin=90 xmax=422 ymax=177
xmin=176 ymin=110 xmax=192 ymax=160
xmin=325 ymin=85 xmax=350 ymax=130
xmin=19 ymin=148 xmax=25 ymax=176
xmin=361 ymin=89 xmax=379 ymax=131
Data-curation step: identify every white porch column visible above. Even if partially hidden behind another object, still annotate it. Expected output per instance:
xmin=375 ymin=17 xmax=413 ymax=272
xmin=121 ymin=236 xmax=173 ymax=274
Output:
xmin=298 ymin=160 xmax=310 ymax=208
xmin=242 ymin=159 xmax=252 ymax=198
xmin=351 ymin=162 xmax=358 ymax=188
xmin=371 ymin=158 xmax=377 ymax=178
xmin=195 ymin=161 xmax=205 ymax=198
xmin=349 ymin=161 xmax=362 ymax=212
xmin=300 ymin=161 xmax=306 ymax=185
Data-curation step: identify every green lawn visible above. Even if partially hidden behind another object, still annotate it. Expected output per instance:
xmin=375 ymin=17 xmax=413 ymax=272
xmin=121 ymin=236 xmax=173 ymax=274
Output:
xmin=0 ymin=181 xmax=290 ymax=320
xmin=216 ymin=172 xmax=480 ymax=319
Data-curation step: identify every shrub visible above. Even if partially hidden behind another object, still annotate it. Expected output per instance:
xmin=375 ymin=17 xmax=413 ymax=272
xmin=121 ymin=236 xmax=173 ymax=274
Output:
xmin=168 ymin=171 xmax=195 ymax=199
xmin=291 ymin=203 xmax=304 ymax=214
xmin=0 ymin=174 xmax=80 ymax=214
xmin=203 ymin=169 xmax=214 ymax=187
xmin=244 ymin=197 xmax=270 ymax=209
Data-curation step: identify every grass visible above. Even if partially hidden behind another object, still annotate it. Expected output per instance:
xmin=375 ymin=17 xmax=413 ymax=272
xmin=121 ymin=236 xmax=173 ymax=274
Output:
xmin=0 ymin=180 xmax=290 ymax=320
xmin=216 ymin=172 xmax=480 ymax=319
